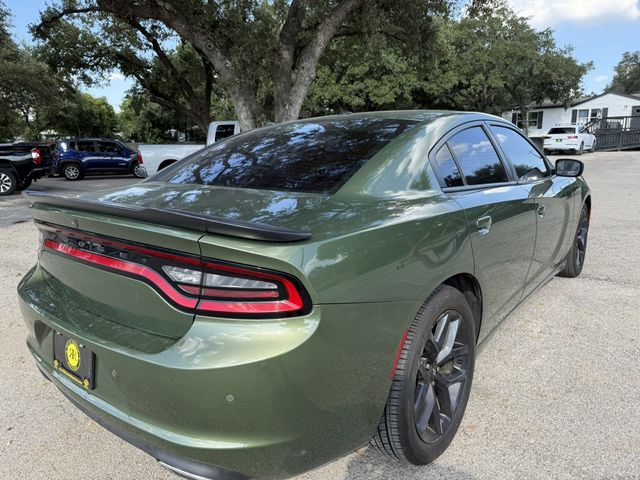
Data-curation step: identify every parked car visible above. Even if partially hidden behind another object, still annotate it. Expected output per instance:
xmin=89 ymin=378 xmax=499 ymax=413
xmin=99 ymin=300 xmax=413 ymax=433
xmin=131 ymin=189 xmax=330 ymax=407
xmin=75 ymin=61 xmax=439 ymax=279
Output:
xmin=139 ymin=121 xmax=241 ymax=176
xmin=19 ymin=112 xmax=590 ymax=480
xmin=543 ymin=125 xmax=596 ymax=155
xmin=56 ymin=138 xmax=147 ymax=180
xmin=0 ymin=141 xmax=56 ymax=196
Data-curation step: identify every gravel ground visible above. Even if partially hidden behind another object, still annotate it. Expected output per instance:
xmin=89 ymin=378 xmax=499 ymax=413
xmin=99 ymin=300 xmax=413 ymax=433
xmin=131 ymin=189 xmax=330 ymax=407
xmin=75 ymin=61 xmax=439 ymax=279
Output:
xmin=1 ymin=152 xmax=639 ymax=480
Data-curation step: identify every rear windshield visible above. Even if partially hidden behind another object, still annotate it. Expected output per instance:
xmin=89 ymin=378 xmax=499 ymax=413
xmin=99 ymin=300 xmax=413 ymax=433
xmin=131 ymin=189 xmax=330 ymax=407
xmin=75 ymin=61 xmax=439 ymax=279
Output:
xmin=548 ymin=127 xmax=576 ymax=134
xmin=155 ymin=117 xmax=418 ymax=194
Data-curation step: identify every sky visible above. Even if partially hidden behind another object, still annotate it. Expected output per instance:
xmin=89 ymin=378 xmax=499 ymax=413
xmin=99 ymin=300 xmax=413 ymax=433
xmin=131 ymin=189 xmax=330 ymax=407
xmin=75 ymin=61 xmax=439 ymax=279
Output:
xmin=4 ymin=0 xmax=640 ymax=111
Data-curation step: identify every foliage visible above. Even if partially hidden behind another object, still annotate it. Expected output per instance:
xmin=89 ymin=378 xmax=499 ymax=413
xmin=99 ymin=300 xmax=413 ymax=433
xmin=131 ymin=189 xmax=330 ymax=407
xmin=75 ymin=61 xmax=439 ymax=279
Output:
xmin=425 ymin=6 xmax=591 ymax=125
xmin=35 ymin=0 xmax=478 ymax=129
xmin=608 ymin=51 xmax=640 ymax=95
xmin=52 ymin=92 xmax=118 ymax=138
xmin=118 ymin=90 xmax=214 ymax=143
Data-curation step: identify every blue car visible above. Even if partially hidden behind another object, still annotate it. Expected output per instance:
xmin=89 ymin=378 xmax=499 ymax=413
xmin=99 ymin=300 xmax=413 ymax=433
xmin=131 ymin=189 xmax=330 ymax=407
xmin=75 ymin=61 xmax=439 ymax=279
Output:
xmin=56 ymin=138 xmax=147 ymax=180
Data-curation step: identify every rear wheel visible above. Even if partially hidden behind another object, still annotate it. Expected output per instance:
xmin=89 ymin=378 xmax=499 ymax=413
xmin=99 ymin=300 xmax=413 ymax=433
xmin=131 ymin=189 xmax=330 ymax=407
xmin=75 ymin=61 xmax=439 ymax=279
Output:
xmin=0 ymin=169 xmax=17 ymax=196
xmin=371 ymin=285 xmax=476 ymax=465
xmin=63 ymin=164 xmax=83 ymax=181
xmin=575 ymin=142 xmax=584 ymax=155
xmin=558 ymin=204 xmax=589 ymax=278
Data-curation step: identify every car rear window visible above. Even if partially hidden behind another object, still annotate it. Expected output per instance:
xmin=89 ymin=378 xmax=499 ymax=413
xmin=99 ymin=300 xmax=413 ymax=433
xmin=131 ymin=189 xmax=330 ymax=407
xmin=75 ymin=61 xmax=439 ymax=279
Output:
xmin=548 ymin=127 xmax=576 ymax=134
xmin=155 ymin=117 xmax=418 ymax=194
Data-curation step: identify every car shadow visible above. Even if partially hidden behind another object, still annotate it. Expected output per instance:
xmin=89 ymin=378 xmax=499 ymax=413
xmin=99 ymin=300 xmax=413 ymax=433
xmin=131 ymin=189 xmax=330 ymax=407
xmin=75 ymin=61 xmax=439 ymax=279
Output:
xmin=340 ymin=446 xmax=478 ymax=480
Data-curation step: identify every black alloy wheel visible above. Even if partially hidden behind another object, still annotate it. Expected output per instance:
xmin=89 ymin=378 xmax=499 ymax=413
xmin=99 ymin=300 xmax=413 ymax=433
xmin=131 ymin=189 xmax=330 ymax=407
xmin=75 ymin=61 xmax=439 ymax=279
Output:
xmin=371 ymin=285 xmax=476 ymax=465
xmin=414 ymin=310 xmax=471 ymax=444
xmin=559 ymin=204 xmax=589 ymax=278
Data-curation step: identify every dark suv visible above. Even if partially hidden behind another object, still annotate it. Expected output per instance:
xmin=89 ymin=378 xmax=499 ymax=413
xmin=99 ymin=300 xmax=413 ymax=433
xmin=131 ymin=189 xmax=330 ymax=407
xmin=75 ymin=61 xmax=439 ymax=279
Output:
xmin=56 ymin=138 xmax=147 ymax=180
xmin=0 ymin=142 xmax=56 ymax=196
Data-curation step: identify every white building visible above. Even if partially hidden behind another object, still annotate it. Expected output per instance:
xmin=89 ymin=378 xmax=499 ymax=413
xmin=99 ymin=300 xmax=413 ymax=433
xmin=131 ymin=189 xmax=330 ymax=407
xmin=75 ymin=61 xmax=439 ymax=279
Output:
xmin=501 ymin=92 xmax=640 ymax=137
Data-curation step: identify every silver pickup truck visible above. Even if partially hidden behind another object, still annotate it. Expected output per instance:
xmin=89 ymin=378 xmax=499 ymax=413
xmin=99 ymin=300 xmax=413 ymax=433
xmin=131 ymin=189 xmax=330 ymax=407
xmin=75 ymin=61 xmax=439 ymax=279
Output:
xmin=138 ymin=121 xmax=240 ymax=176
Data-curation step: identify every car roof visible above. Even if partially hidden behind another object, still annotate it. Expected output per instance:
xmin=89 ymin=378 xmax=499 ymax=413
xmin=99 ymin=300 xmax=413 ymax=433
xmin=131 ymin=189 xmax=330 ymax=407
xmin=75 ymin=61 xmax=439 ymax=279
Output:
xmin=300 ymin=110 xmax=505 ymax=125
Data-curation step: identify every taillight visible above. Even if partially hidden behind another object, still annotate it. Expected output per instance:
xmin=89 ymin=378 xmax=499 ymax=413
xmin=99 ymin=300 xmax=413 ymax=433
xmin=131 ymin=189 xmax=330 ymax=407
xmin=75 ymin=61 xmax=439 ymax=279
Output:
xmin=31 ymin=148 xmax=42 ymax=165
xmin=137 ymin=151 xmax=144 ymax=164
xmin=38 ymin=223 xmax=310 ymax=318
xmin=567 ymin=135 xmax=578 ymax=139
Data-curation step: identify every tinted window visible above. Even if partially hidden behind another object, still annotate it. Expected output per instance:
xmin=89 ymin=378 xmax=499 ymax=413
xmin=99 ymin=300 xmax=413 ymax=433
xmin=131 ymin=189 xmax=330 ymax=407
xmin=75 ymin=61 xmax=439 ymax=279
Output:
xmin=548 ymin=127 xmax=576 ymax=134
xmin=447 ymin=127 xmax=508 ymax=185
xmin=434 ymin=145 xmax=463 ymax=187
xmin=157 ymin=118 xmax=418 ymax=194
xmin=215 ymin=124 xmax=236 ymax=142
xmin=490 ymin=126 xmax=549 ymax=182
xmin=97 ymin=141 xmax=119 ymax=153
xmin=76 ymin=141 xmax=95 ymax=153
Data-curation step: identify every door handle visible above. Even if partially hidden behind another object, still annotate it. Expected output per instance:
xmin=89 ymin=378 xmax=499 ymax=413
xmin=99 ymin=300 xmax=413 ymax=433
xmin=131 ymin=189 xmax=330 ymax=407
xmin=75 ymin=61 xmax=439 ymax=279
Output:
xmin=537 ymin=205 xmax=546 ymax=219
xmin=476 ymin=215 xmax=492 ymax=236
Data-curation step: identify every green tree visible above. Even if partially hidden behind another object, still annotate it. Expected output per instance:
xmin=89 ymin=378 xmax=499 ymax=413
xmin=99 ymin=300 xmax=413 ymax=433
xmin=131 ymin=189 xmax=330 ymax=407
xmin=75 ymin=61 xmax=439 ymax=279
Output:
xmin=609 ymin=51 xmax=640 ymax=95
xmin=51 ymin=92 xmax=118 ymax=137
xmin=422 ymin=6 xmax=591 ymax=133
xmin=36 ymin=0 xmax=483 ymax=130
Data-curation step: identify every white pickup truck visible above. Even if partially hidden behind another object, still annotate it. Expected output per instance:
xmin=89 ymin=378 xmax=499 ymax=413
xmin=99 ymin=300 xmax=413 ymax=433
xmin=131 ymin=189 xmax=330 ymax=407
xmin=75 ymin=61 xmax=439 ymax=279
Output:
xmin=138 ymin=121 xmax=240 ymax=176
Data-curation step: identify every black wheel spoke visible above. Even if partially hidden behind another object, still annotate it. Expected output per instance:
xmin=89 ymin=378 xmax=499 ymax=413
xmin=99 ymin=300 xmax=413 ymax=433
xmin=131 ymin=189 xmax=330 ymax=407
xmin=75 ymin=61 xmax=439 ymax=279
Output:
xmin=415 ymin=383 xmax=436 ymax=435
xmin=435 ymin=317 xmax=460 ymax=364
xmin=413 ymin=308 xmax=471 ymax=444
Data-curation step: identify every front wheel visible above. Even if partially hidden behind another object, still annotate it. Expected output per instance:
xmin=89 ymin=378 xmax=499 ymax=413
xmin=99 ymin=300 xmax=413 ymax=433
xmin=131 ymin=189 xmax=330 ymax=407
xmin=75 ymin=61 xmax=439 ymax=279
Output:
xmin=371 ymin=285 xmax=476 ymax=465
xmin=558 ymin=204 xmax=589 ymax=278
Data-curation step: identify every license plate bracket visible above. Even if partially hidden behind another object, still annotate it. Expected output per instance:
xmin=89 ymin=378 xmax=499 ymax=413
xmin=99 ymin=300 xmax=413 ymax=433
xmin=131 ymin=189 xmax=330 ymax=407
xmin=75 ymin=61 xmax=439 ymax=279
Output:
xmin=53 ymin=332 xmax=95 ymax=390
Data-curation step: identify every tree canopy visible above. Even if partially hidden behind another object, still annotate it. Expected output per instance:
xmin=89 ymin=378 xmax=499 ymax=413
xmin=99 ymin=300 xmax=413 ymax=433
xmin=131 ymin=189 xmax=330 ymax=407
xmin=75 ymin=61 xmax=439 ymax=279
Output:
xmin=36 ymin=0 xmax=474 ymax=130
xmin=0 ymin=1 xmax=118 ymax=141
xmin=609 ymin=51 xmax=640 ymax=95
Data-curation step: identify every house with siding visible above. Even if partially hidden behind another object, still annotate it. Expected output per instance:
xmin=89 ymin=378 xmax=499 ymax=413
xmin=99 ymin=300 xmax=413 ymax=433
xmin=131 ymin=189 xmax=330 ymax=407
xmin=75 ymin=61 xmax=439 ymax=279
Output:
xmin=501 ymin=92 xmax=640 ymax=137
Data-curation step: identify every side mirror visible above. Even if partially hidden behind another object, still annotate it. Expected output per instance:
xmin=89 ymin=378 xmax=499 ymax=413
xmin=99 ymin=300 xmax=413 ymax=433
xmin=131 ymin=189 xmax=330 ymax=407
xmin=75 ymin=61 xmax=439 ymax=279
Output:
xmin=555 ymin=158 xmax=584 ymax=177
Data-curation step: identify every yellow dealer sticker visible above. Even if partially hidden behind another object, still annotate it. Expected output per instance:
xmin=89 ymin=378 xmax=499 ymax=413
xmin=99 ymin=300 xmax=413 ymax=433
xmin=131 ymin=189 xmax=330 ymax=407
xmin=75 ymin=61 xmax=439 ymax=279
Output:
xmin=64 ymin=339 xmax=81 ymax=372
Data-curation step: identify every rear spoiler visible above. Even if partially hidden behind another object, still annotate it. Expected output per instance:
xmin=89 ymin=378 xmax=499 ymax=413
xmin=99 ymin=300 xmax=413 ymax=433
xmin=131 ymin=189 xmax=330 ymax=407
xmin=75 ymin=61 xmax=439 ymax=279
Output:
xmin=23 ymin=191 xmax=311 ymax=243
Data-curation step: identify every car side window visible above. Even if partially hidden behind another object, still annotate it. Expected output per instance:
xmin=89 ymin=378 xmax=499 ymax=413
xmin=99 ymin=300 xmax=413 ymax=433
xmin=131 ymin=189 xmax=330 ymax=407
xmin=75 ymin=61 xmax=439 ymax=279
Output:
xmin=490 ymin=125 xmax=550 ymax=182
xmin=447 ymin=127 xmax=508 ymax=185
xmin=97 ymin=141 xmax=118 ymax=154
xmin=215 ymin=124 xmax=236 ymax=142
xmin=434 ymin=145 xmax=463 ymax=187
xmin=76 ymin=141 xmax=95 ymax=153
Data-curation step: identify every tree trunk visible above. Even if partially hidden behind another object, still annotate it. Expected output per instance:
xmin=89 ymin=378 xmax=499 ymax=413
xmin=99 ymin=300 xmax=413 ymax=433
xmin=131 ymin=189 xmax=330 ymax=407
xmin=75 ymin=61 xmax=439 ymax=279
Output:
xmin=272 ymin=0 xmax=365 ymax=124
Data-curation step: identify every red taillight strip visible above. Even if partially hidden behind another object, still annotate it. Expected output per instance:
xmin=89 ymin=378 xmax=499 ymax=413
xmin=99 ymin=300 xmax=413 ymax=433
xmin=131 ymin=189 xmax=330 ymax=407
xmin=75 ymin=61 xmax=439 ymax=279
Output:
xmin=43 ymin=238 xmax=306 ymax=316
xmin=43 ymin=239 xmax=198 ymax=309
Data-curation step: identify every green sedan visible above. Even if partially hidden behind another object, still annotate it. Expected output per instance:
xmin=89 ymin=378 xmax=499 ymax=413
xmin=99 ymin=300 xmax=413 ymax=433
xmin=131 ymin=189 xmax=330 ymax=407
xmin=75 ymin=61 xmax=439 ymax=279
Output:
xmin=18 ymin=111 xmax=590 ymax=480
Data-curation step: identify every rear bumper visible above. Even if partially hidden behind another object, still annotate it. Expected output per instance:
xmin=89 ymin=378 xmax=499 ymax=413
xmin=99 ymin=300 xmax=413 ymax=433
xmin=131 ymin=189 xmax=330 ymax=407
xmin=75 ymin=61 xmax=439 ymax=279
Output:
xmin=19 ymin=263 xmax=418 ymax=479
xmin=37 ymin=367 xmax=248 ymax=480
xmin=543 ymin=143 xmax=579 ymax=151
xmin=27 ymin=167 xmax=47 ymax=181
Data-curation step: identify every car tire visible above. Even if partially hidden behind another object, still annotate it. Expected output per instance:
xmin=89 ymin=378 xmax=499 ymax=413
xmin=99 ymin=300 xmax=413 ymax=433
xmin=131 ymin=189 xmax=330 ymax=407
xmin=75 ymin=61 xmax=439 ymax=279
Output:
xmin=62 ymin=164 xmax=84 ymax=181
xmin=0 ymin=168 xmax=18 ymax=196
xmin=133 ymin=163 xmax=146 ymax=178
xmin=371 ymin=285 xmax=476 ymax=465
xmin=576 ymin=143 xmax=584 ymax=156
xmin=558 ymin=204 xmax=589 ymax=278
